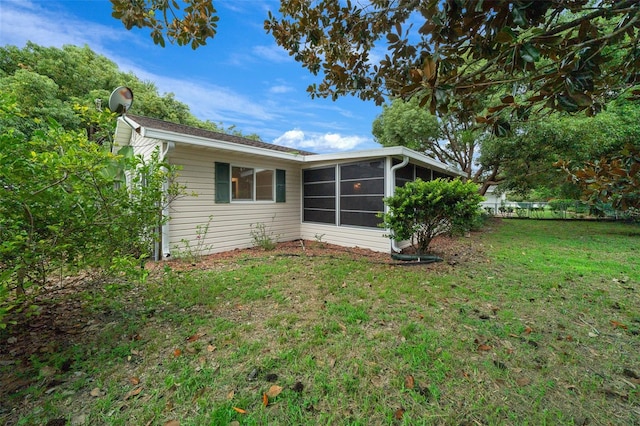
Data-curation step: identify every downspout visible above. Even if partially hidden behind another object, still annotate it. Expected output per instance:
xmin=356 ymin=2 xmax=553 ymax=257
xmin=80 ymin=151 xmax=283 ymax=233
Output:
xmin=388 ymin=156 xmax=409 ymax=253
xmin=160 ymin=142 xmax=175 ymax=259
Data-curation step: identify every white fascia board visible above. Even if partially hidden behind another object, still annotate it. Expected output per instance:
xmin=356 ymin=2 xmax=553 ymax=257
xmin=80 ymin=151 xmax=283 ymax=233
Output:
xmin=140 ymin=127 xmax=306 ymax=163
xmin=301 ymin=146 xmax=465 ymax=177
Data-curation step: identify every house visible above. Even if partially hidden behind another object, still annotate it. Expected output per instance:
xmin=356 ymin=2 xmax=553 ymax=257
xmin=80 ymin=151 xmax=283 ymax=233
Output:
xmin=113 ymin=114 xmax=465 ymax=259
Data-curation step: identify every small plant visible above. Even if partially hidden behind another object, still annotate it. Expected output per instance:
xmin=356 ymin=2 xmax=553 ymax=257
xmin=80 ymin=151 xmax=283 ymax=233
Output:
xmin=250 ymin=215 xmax=280 ymax=250
xmin=314 ymin=233 xmax=326 ymax=248
xmin=173 ymin=215 xmax=214 ymax=263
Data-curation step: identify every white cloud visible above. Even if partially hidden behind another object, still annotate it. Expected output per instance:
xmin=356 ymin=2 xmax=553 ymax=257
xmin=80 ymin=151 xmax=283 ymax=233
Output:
xmin=252 ymin=44 xmax=291 ymax=63
xmin=269 ymin=84 xmax=293 ymax=94
xmin=274 ymin=129 xmax=368 ymax=152
xmin=0 ymin=1 xmax=136 ymax=52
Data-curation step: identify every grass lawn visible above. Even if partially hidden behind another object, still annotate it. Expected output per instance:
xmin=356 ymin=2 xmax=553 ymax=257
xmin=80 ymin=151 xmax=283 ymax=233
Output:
xmin=1 ymin=219 xmax=639 ymax=425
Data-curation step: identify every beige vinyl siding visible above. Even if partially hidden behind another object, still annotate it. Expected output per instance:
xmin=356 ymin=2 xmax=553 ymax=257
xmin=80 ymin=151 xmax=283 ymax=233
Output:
xmin=166 ymin=145 xmax=301 ymax=256
xmin=300 ymin=223 xmax=391 ymax=253
xmin=130 ymin=132 xmax=162 ymax=160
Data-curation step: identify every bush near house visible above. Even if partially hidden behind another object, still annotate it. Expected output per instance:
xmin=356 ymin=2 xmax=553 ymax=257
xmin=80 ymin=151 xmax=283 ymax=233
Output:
xmin=0 ymin=98 xmax=183 ymax=328
xmin=380 ymin=178 xmax=483 ymax=254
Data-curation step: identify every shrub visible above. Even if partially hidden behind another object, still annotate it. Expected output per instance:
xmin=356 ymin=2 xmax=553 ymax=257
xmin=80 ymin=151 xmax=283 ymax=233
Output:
xmin=0 ymin=100 xmax=184 ymax=328
xmin=380 ymin=178 xmax=483 ymax=254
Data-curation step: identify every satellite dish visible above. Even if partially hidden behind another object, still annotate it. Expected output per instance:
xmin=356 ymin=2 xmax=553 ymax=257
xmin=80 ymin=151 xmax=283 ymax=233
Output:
xmin=108 ymin=86 xmax=134 ymax=115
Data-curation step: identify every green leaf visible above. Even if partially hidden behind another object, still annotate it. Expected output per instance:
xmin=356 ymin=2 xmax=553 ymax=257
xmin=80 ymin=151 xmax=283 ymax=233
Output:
xmin=520 ymin=43 xmax=540 ymax=63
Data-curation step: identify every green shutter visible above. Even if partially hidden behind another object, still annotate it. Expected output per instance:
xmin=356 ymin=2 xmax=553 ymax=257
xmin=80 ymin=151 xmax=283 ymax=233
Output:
xmin=215 ymin=162 xmax=230 ymax=203
xmin=276 ymin=169 xmax=286 ymax=203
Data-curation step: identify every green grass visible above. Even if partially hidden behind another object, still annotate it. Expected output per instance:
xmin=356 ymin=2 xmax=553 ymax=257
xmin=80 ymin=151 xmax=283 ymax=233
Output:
xmin=1 ymin=219 xmax=639 ymax=425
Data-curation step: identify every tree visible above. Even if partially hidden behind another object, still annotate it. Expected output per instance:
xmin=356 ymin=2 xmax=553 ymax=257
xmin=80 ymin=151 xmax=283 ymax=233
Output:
xmin=556 ymin=144 xmax=640 ymax=216
xmin=0 ymin=95 xmax=184 ymax=328
xmin=110 ymin=0 xmax=219 ymax=49
xmin=0 ymin=43 xmax=256 ymax=140
xmin=380 ymin=178 xmax=483 ymax=254
xmin=481 ymin=97 xmax=640 ymax=197
xmin=372 ymin=97 xmax=496 ymax=193
xmin=117 ymin=1 xmax=640 ymax=117
xmin=265 ymin=1 xmax=640 ymax=125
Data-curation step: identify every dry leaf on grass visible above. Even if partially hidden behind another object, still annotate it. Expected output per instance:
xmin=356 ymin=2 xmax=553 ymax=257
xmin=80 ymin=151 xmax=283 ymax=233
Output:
xmin=610 ymin=320 xmax=628 ymax=329
xmin=187 ymin=333 xmax=204 ymax=342
xmin=129 ymin=377 xmax=140 ymax=385
xmin=266 ymin=385 xmax=283 ymax=398
xmin=516 ymin=377 xmax=531 ymax=387
xmin=89 ymin=387 xmax=102 ymax=397
xmin=404 ymin=375 xmax=415 ymax=389
xmin=124 ymin=387 xmax=142 ymax=400
xmin=478 ymin=344 xmax=492 ymax=351
xmin=165 ymin=421 xmax=179 ymax=426
xmin=173 ymin=348 xmax=182 ymax=357
xmin=394 ymin=408 xmax=405 ymax=420
xmin=232 ymin=407 xmax=247 ymax=414
xmin=262 ymin=393 xmax=269 ymax=407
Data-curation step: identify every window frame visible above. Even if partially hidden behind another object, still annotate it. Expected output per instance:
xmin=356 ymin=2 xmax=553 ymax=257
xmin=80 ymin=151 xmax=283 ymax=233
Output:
xmin=215 ymin=162 xmax=285 ymax=203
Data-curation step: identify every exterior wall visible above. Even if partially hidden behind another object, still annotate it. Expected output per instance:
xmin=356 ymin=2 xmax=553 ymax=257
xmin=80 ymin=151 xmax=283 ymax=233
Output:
xmin=130 ymin=132 xmax=162 ymax=160
xmin=166 ymin=144 xmax=301 ymax=256
xmin=299 ymin=223 xmax=391 ymax=253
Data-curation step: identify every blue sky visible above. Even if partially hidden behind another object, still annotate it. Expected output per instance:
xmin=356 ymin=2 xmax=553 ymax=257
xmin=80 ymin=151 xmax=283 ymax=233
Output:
xmin=0 ymin=0 xmax=385 ymax=152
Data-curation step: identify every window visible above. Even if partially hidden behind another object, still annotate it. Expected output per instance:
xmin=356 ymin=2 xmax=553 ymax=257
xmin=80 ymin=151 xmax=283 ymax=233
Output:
xmin=232 ymin=166 xmax=255 ymax=200
xmin=303 ymin=166 xmax=336 ymax=224
xmin=215 ymin=162 xmax=285 ymax=203
xmin=339 ymin=160 xmax=384 ymax=228
xmin=394 ymin=159 xmax=414 ymax=187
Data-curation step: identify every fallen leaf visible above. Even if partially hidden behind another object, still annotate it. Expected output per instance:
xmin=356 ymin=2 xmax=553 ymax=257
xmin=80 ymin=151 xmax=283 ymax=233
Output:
xmin=90 ymin=387 xmax=102 ymax=397
xmin=266 ymin=385 xmax=283 ymax=398
xmin=164 ymin=421 xmax=179 ymax=426
xmin=187 ymin=333 xmax=203 ymax=342
xmin=124 ymin=387 xmax=142 ymax=400
xmin=232 ymin=407 xmax=247 ymax=414
xmin=185 ymin=346 xmax=197 ymax=354
xmin=129 ymin=377 xmax=140 ymax=385
xmin=394 ymin=408 xmax=405 ymax=420
xmin=524 ymin=326 xmax=533 ymax=334
xmin=227 ymin=390 xmax=235 ymax=400
xmin=207 ymin=345 xmax=216 ymax=352
xmin=610 ymin=320 xmax=628 ymax=329
xmin=404 ymin=375 xmax=415 ymax=389
xmin=173 ymin=349 xmax=182 ymax=357
xmin=262 ymin=393 xmax=269 ymax=407
xmin=478 ymin=344 xmax=492 ymax=351
xmin=516 ymin=377 xmax=531 ymax=387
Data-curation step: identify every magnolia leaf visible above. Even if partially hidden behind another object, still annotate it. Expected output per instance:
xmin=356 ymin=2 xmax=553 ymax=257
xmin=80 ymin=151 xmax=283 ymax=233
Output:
xmin=404 ymin=375 xmax=415 ymax=389
xmin=124 ymin=387 xmax=142 ymax=400
xmin=495 ymin=29 xmax=514 ymax=44
xmin=232 ymin=407 xmax=247 ymax=414
xmin=266 ymin=385 xmax=283 ymax=398
xmin=520 ymin=43 xmax=540 ymax=63
xmin=423 ymin=57 xmax=436 ymax=82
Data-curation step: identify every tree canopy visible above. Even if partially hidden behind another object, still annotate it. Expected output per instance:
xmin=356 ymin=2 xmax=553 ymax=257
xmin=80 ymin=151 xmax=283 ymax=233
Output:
xmin=0 ymin=43 xmax=259 ymax=140
xmin=264 ymin=0 xmax=640 ymax=129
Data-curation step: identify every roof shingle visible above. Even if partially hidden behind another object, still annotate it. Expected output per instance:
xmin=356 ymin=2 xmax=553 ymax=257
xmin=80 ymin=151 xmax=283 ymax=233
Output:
xmin=126 ymin=114 xmax=316 ymax=156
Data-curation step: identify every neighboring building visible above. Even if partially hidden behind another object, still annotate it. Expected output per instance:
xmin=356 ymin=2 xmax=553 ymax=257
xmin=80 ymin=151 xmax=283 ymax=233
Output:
xmin=113 ymin=115 xmax=464 ymax=258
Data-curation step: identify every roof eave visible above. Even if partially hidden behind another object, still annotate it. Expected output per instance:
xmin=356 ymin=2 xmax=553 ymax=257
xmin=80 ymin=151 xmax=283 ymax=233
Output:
xmin=140 ymin=127 xmax=307 ymax=162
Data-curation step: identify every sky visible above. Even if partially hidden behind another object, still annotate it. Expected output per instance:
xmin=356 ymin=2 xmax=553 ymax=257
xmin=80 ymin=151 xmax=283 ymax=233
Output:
xmin=0 ymin=0 xmax=386 ymax=153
